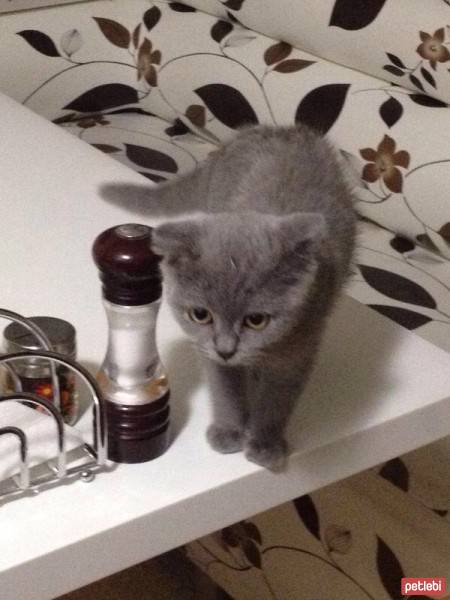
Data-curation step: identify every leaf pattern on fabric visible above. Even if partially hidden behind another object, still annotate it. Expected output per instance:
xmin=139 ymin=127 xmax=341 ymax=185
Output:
xmin=379 ymin=458 xmax=410 ymax=491
xmin=52 ymin=113 xmax=78 ymax=125
xmin=295 ymin=84 xmax=350 ymax=134
xmin=139 ymin=172 xmax=167 ymax=183
xmin=125 ymin=144 xmax=178 ymax=173
xmin=17 ymin=30 xmax=60 ymax=57
xmin=386 ymin=53 xmax=405 ymax=69
xmin=409 ymin=94 xmax=448 ymax=107
xmin=379 ymin=96 xmax=403 ymax=128
xmin=329 ymin=0 xmax=387 ymax=30
xmin=143 ymin=6 xmax=162 ymax=31
xmin=221 ymin=526 xmax=240 ymax=548
xmin=389 ymin=236 xmax=415 ymax=253
xmin=420 ymin=67 xmax=436 ymax=89
xmin=293 ymin=495 xmax=321 ymax=540
xmin=132 ymin=24 xmax=141 ymax=49
xmin=165 ymin=118 xmax=190 ymax=137
xmin=438 ymin=222 xmax=450 ymax=244
xmin=151 ymin=50 xmax=161 ymax=65
xmin=211 ymin=20 xmax=234 ymax=43
xmin=223 ymin=0 xmax=245 ymax=9
xmin=273 ymin=59 xmax=315 ymax=73
xmin=226 ymin=9 xmax=246 ymax=26
xmin=185 ymin=104 xmax=206 ymax=127
xmin=376 ymin=536 xmax=405 ymax=600
xmin=432 ymin=508 xmax=449 ymax=517
xmin=242 ymin=539 xmax=262 ymax=569
xmin=219 ymin=520 xmax=262 ymax=570
xmin=195 ymin=84 xmax=259 ymax=128
xmin=169 ymin=2 xmax=197 ymax=11
xmin=409 ymin=73 xmax=425 ymax=92
xmin=93 ymin=17 xmax=130 ymax=48
xmin=64 ymin=84 xmax=139 ymax=112
xmin=242 ymin=521 xmax=262 ymax=545
xmin=78 ymin=115 xmax=109 ymax=128
xmin=383 ymin=64 xmax=404 ymax=77
xmin=264 ymin=41 xmax=292 ymax=66
xmin=90 ymin=143 xmax=121 ymax=154
xmin=145 ymin=65 xmax=157 ymax=86
xmin=359 ymin=265 xmax=437 ymax=309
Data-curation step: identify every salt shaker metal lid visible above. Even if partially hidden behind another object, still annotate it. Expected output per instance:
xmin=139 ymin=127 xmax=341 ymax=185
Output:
xmin=4 ymin=316 xmax=76 ymax=377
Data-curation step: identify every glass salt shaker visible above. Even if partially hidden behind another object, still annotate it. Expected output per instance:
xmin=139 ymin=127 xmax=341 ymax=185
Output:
xmin=3 ymin=316 xmax=79 ymax=424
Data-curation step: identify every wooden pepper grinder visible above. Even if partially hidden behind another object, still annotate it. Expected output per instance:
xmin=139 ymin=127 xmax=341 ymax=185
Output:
xmin=93 ymin=223 xmax=170 ymax=463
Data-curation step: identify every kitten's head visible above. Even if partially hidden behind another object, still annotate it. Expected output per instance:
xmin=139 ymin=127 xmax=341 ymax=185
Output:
xmin=152 ymin=212 xmax=326 ymax=366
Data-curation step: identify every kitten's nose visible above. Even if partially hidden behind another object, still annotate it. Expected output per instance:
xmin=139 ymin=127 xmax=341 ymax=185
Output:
xmin=217 ymin=349 xmax=236 ymax=361
xmin=215 ymin=332 xmax=238 ymax=361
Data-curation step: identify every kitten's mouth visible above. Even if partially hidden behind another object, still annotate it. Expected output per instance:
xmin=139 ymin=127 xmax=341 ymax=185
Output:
xmin=213 ymin=351 xmax=257 ymax=367
xmin=216 ymin=350 xmax=236 ymax=362
xmin=200 ymin=346 xmax=258 ymax=366
xmin=215 ymin=353 xmax=238 ymax=365
xmin=203 ymin=348 xmax=240 ymax=365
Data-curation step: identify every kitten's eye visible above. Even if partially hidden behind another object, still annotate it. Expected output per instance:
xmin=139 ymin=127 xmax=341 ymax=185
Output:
xmin=244 ymin=313 xmax=270 ymax=330
xmin=188 ymin=307 xmax=213 ymax=325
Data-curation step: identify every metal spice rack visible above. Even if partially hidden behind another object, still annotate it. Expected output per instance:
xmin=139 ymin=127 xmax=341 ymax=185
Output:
xmin=0 ymin=309 xmax=108 ymax=505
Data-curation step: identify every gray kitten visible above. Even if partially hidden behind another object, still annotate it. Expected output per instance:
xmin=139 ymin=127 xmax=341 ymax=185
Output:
xmin=102 ymin=125 xmax=356 ymax=470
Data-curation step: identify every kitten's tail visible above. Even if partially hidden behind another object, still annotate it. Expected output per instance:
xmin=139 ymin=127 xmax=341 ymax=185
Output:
xmin=99 ymin=161 xmax=210 ymax=218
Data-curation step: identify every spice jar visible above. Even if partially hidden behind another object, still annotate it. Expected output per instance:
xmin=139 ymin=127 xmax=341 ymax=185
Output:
xmin=3 ymin=316 xmax=79 ymax=424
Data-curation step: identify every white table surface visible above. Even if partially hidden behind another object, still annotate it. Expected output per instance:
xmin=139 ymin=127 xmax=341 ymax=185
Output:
xmin=1 ymin=93 xmax=450 ymax=600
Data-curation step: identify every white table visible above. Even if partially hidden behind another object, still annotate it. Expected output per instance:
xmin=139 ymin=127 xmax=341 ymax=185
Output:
xmin=1 ymin=93 xmax=450 ymax=600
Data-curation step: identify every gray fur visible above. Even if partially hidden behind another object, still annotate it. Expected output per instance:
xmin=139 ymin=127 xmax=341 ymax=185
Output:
xmin=101 ymin=125 xmax=356 ymax=470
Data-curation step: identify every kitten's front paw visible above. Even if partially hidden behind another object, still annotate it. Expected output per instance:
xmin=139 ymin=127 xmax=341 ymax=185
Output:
xmin=207 ymin=425 xmax=244 ymax=454
xmin=244 ymin=438 xmax=288 ymax=471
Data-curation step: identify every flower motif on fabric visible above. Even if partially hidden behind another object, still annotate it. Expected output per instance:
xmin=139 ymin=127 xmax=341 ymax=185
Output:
xmin=416 ymin=28 xmax=450 ymax=70
xmin=137 ymin=38 xmax=161 ymax=87
xmin=360 ymin=135 xmax=410 ymax=193
xmin=383 ymin=26 xmax=450 ymax=93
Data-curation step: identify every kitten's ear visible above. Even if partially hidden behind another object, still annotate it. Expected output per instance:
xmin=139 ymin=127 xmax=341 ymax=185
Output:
xmin=152 ymin=219 xmax=202 ymax=265
xmin=277 ymin=212 xmax=327 ymax=254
